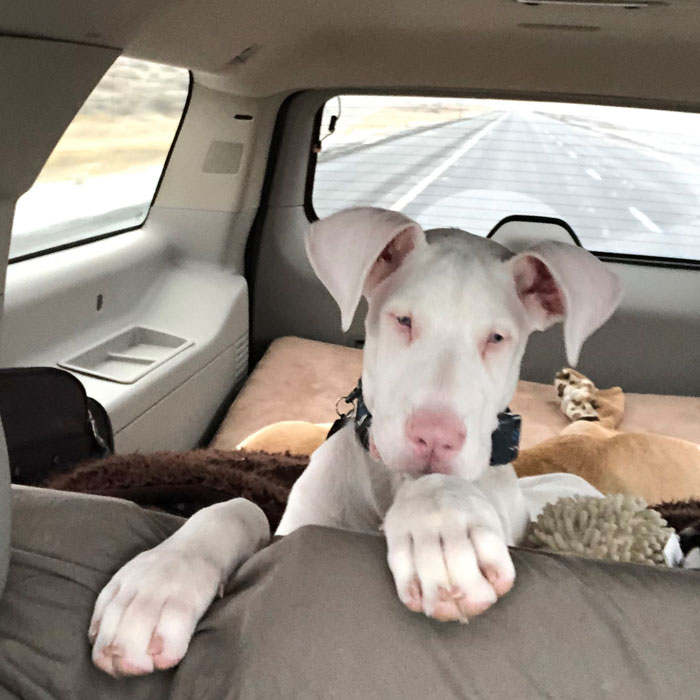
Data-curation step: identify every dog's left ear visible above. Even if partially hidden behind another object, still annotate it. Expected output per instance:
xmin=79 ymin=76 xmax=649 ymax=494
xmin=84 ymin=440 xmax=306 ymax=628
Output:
xmin=508 ymin=242 xmax=623 ymax=366
xmin=306 ymin=207 xmax=426 ymax=330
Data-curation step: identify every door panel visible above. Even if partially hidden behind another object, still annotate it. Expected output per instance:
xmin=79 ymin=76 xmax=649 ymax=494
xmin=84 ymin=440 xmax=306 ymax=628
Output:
xmin=1 ymin=225 xmax=249 ymax=450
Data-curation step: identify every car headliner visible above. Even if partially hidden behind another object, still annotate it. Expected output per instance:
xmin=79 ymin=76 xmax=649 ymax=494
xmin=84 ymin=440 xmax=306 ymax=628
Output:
xmin=0 ymin=1 xmax=698 ymax=106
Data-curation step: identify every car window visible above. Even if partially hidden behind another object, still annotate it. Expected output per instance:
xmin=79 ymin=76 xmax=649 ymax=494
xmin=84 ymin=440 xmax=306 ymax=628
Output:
xmin=10 ymin=57 xmax=190 ymax=260
xmin=313 ymin=95 xmax=700 ymax=261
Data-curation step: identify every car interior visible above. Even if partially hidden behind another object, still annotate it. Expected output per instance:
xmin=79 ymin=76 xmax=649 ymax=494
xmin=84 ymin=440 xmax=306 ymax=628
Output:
xmin=1 ymin=0 xmax=700 ymax=697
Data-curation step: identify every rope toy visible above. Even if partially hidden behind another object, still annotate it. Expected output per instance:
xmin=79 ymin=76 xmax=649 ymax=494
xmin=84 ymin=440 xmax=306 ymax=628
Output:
xmin=527 ymin=494 xmax=675 ymax=567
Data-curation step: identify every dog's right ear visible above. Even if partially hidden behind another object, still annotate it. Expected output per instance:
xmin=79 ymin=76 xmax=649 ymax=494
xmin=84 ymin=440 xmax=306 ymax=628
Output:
xmin=306 ymin=207 xmax=426 ymax=330
xmin=508 ymin=241 xmax=622 ymax=366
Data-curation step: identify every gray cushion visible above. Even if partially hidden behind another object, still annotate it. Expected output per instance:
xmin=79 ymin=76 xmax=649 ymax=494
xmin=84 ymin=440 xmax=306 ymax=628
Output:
xmin=174 ymin=527 xmax=700 ymax=700
xmin=0 ymin=487 xmax=182 ymax=699
xmin=1 ymin=486 xmax=699 ymax=700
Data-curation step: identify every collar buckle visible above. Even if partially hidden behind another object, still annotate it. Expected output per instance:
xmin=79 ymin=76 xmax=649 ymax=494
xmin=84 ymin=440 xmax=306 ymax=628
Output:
xmin=328 ymin=381 xmax=367 ymax=445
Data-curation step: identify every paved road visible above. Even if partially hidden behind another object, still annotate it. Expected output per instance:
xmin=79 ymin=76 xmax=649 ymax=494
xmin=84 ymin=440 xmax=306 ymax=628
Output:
xmin=314 ymin=110 xmax=700 ymax=259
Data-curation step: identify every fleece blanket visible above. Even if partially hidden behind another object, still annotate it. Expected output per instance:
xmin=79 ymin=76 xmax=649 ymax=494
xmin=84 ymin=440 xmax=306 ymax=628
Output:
xmin=43 ymin=449 xmax=307 ymax=531
xmin=43 ymin=448 xmax=700 ymax=537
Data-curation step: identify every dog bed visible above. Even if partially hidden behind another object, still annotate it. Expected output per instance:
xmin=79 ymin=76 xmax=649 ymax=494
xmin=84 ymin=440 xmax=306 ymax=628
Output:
xmin=210 ymin=336 xmax=700 ymax=452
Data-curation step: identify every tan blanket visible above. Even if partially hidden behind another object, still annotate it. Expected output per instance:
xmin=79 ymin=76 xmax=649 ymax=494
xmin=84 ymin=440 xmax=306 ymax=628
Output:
xmin=514 ymin=369 xmax=700 ymax=503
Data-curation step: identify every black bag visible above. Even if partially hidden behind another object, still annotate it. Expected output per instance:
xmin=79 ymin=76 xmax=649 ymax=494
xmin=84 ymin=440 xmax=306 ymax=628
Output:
xmin=0 ymin=367 xmax=113 ymax=485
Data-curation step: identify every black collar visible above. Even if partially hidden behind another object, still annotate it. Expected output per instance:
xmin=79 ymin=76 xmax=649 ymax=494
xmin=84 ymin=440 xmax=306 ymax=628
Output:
xmin=327 ymin=379 xmax=521 ymax=467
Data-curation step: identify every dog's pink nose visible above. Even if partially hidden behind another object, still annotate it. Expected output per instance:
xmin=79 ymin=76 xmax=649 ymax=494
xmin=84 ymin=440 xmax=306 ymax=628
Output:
xmin=405 ymin=409 xmax=466 ymax=464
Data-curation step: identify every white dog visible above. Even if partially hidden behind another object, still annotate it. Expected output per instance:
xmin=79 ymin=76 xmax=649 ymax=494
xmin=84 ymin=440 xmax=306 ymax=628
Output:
xmin=89 ymin=207 xmax=621 ymax=677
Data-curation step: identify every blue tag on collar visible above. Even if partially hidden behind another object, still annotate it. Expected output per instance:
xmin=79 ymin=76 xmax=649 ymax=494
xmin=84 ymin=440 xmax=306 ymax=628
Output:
xmin=490 ymin=410 xmax=521 ymax=466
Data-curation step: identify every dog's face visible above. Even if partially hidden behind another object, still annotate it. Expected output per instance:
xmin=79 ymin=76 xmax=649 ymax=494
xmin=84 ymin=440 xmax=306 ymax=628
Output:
xmin=307 ymin=207 xmax=622 ymax=481
xmin=362 ymin=233 xmax=529 ymax=479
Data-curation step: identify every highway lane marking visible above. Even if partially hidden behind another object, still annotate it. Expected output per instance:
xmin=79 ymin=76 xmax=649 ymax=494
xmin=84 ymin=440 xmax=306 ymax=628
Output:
xmin=586 ymin=168 xmax=602 ymax=181
xmin=390 ymin=113 xmax=508 ymax=211
xmin=567 ymin=150 xmax=578 ymax=159
xmin=556 ymin=140 xmax=564 ymax=147
xmin=629 ymin=206 xmax=662 ymax=233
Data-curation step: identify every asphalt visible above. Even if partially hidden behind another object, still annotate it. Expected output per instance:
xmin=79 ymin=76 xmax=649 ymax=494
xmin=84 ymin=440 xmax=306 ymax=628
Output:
xmin=314 ymin=110 xmax=700 ymax=259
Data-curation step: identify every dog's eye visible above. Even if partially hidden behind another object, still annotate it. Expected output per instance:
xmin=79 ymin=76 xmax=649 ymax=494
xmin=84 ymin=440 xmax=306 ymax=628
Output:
xmin=396 ymin=316 xmax=412 ymax=329
xmin=488 ymin=332 xmax=505 ymax=344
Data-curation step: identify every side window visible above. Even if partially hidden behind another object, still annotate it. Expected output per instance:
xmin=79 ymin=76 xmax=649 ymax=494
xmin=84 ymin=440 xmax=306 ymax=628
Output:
xmin=313 ymin=95 xmax=700 ymax=261
xmin=10 ymin=57 xmax=190 ymax=260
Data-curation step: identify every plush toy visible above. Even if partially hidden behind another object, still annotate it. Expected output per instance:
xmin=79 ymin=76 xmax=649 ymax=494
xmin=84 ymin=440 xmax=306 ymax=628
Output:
xmin=526 ymin=494 xmax=678 ymax=567
xmin=239 ymin=369 xmax=700 ymax=506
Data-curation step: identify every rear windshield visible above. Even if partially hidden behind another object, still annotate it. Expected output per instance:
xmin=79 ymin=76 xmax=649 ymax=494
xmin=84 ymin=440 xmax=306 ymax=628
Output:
xmin=312 ymin=96 xmax=700 ymax=261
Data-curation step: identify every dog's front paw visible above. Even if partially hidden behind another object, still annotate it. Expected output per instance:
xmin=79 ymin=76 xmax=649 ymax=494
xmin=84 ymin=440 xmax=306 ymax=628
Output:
xmin=383 ymin=475 xmax=515 ymax=623
xmin=89 ymin=544 xmax=221 ymax=677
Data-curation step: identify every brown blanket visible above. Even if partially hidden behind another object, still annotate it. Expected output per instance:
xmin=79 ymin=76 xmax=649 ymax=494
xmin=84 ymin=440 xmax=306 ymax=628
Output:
xmin=43 ymin=448 xmax=700 ymax=538
xmin=43 ymin=449 xmax=307 ymax=532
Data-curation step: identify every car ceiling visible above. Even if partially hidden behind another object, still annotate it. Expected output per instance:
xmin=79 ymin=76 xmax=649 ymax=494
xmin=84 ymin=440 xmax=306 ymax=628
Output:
xmin=2 ymin=0 xmax=700 ymax=106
